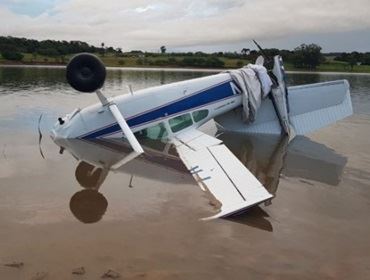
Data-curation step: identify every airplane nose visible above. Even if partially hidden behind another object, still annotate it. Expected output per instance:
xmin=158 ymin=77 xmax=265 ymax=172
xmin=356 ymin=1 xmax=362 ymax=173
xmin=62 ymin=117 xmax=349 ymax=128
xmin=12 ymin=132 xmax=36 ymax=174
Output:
xmin=50 ymin=127 xmax=57 ymax=140
xmin=51 ymin=117 xmax=69 ymax=140
xmin=51 ymin=109 xmax=86 ymax=140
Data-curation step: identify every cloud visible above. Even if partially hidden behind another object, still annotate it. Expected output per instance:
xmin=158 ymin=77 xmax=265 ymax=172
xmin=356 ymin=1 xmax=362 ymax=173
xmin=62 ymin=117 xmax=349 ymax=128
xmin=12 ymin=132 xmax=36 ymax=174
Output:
xmin=135 ymin=5 xmax=156 ymax=13
xmin=0 ymin=0 xmax=369 ymax=51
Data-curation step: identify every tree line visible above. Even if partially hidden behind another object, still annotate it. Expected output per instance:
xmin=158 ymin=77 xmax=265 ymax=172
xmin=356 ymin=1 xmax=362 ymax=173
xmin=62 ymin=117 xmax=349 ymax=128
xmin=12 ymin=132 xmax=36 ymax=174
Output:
xmin=333 ymin=52 xmax=370 ymax=70
xmin=0 ymin=36 xmax=117 ymax=61
xmin=1 ymin=36 xmax=369 ymax=70
xmin=135 ymin=56 xmax=225 ymax=68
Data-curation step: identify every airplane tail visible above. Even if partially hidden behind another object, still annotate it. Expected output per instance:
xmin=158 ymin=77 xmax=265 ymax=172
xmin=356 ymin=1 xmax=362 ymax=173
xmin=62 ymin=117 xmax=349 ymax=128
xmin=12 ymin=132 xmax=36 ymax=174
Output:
xmin=215 ymin=79 xmax=353 ymax=136
xmin=287 ymin=80 xmax=352 ymax=135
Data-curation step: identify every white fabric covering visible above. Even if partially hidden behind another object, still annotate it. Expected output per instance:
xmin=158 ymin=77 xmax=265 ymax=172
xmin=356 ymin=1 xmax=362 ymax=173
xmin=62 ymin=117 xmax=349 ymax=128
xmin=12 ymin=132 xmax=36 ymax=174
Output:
xmin=248 ymin=64 xmax=273 ymax=98
xmin=226 ymin=64 xmax=273 ymax=123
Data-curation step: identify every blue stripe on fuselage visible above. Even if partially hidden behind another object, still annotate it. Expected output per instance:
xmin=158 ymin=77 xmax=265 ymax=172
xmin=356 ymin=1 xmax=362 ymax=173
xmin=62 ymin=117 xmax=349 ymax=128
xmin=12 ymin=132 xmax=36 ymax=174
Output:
xmin=81 ymin=81 xmax=234 ymax=139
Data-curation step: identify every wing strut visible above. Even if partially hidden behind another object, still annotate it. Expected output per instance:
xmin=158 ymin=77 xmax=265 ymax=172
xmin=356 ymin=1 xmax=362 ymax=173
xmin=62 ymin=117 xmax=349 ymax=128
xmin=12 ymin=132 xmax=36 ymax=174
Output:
xmin=96 ymin=89 xmax=144 ymax=154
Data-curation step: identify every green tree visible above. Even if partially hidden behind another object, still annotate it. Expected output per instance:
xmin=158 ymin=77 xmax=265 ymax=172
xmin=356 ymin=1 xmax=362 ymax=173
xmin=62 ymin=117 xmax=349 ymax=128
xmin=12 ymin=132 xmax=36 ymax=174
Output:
xmin=1 ymin=50 xmax=24 ymax=61
xmin=160 ymin=46 xmax=166 ymax=54
xmin=348 ymin=53 xmax=358 ymax=71
xmin=100 ymin=42 xmax=105 ymax=56
xmin=205 ymin=57 xmax=224 ymax=68
xmin=168 ymin=57 xmax=177 ymax=65
xmin=37 ymin=48 xmax=59 ymax=56
xmin=241 ymin=48 xmax=250 ymax=56
xmin=115 ymin=47 xmax=123 ymax=57
xmin=0 ymin=36 xmax=120 ymax=57
xmin=292 ymin=43 xmax=324 ymax=70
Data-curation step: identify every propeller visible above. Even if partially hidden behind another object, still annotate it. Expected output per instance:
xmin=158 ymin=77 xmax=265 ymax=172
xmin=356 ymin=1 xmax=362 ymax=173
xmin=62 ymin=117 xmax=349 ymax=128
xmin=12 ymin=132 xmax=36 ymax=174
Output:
xmin=66 ymin=53 xmax=144 ymax=155
xmin=252 ymin=41 xmax=295 ymax=139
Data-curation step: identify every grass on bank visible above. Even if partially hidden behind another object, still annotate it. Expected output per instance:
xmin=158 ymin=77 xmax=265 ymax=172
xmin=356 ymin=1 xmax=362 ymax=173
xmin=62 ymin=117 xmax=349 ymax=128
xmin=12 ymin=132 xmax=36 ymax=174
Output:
xmin=1 ymin=52 xmax=370 ymax=73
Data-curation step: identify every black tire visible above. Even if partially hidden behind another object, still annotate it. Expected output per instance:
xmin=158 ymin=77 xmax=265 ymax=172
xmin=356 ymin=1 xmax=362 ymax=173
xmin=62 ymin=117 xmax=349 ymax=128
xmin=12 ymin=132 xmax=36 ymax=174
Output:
xmin=66 ymin=53 xmax=106 ymax=93
xmin=75 ymin=161 xmax=105 ymax=189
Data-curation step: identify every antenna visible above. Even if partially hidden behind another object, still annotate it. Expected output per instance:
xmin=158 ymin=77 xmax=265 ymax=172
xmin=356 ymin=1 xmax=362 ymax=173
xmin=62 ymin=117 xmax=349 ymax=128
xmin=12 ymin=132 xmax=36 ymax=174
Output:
xmin=252 ymin=40 xmax=277 ymax=84
xmin=253 ymin=40 xmax=268 ymax=58
xmin=252 ymin=40 xmax=274 ymax=70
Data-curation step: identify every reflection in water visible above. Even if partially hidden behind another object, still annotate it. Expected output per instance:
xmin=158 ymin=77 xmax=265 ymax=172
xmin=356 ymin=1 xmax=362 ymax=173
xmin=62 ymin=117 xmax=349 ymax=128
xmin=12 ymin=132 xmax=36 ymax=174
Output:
xmin=0 ymin=66 xmax=66 ymax=91
xmin=218 ymin=133 xmax=288 ymax=231
xmin=70 ymin=161 xmax=109 ymax=223
xmin=54 ymin=132 xmax=347 ymax=227
xmin=220 ymin=132 xmax=347 ymax=188
xmin=0 ymin=66 xmax=211 ymax=96
xmin=227 ymin=206 xmax=273 ymax=232
xmin=285 ymin=136 xmax=347 ymax=185
xmin=219 ymin=133 xmax=289 ymax=201
xmin=70 ymin=189 xmax=108 ymax=224
xmin=55 ymin=137 xmax=185 ymax=224
xmin=218 ymin=132 xmax=347 ymax=231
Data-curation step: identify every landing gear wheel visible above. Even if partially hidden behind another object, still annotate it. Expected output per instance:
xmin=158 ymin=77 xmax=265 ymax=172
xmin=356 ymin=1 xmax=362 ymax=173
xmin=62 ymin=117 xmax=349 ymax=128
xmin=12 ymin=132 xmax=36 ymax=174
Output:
xmin=66 ymin=53 xmax=106 ymax=93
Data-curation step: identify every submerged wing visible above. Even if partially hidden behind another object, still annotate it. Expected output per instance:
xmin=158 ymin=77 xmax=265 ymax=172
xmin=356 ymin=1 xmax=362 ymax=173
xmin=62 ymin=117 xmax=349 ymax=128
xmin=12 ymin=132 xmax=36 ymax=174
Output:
xmin=172 ymin=129 xmax=273 ymax=220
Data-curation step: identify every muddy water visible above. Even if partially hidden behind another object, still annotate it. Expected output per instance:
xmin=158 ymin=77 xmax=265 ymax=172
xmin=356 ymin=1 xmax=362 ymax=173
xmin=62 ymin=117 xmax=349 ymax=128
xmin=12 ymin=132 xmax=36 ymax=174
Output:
xmin=0 ymin=66 xmax=370 ymax=279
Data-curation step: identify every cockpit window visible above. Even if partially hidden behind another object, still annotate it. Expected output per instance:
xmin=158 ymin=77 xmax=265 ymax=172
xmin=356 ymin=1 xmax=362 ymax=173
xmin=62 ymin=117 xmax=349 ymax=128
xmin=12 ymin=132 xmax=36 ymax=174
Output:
xmin=169 ymin=113 xmax=193 ymax=133
xmin=134 ymin=122 xmax=168 ymax=151
xmin=192 ymin=109 xmax=209 ymax=122
xmin=135 ymin=122 xmax=168 ymax=140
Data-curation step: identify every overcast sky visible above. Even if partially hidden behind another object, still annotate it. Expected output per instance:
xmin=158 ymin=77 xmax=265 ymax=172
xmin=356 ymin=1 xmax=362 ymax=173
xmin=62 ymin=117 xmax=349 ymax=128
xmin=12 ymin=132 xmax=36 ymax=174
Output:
xmin=1 ymin=0 xmax=369 ymax=52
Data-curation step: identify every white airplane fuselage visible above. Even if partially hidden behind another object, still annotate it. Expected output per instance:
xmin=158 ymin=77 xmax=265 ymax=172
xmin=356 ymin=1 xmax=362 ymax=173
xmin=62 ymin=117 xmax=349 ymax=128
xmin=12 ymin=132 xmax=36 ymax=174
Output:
xmin=52 ymin=72 xmax=241 ymax=140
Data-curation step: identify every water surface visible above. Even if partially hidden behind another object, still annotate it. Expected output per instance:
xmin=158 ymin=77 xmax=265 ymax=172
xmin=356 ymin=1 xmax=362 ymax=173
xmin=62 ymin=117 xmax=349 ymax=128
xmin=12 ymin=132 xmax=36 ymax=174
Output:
xmin=0 ymin=66 xmax=370 ymax=279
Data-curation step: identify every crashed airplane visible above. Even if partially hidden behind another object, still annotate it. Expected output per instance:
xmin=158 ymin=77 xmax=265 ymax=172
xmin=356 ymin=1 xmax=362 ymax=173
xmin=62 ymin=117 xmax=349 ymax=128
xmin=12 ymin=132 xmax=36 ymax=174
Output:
xmin=51 ymin=51 xmax=352 ymax=220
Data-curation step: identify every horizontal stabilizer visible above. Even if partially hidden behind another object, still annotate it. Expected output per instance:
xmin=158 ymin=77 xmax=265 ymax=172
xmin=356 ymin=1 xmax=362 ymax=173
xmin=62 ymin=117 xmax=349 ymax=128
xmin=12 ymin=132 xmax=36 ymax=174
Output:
xmin=289 ymin=80 xmax=352 ymax=135
xmin=215 ymin=80 xmax=353 ymax=136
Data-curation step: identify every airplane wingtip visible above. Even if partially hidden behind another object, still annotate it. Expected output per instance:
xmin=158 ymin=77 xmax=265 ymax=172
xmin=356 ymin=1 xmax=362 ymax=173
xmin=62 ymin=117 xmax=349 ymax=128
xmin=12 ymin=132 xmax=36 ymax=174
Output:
xmin=201 ymin=194 xmax=274 ymax=221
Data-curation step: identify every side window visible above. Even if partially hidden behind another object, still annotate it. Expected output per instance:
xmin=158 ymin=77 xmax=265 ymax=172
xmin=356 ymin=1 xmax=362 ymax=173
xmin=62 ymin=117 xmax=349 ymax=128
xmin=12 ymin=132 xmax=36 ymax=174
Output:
xmin=192 ymin=109 xmax=209 ymax=123
xmin=169 ymin=113 xmax=193 ymax=133
xmin=135 ymin=122 xmax=168 ymax=140
xmin=134 ymin=122 xmax=168 ymax=151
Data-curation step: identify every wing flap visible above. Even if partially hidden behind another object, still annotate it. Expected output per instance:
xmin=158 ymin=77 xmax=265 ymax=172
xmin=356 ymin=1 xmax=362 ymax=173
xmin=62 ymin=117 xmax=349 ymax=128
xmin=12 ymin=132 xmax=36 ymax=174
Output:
xmin=177 ymin=143 xmax=246 ymax=207
xmin=173 ymin=130 xmax=273 ymax=219
xmin=174 ymin=129 xmax=222 ymax=150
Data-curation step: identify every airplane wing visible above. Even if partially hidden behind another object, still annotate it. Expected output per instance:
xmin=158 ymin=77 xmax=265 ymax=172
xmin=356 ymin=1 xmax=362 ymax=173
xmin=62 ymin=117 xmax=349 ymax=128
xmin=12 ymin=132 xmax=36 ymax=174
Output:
xmin=172 ymin=129 xmax=273 ymax=220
